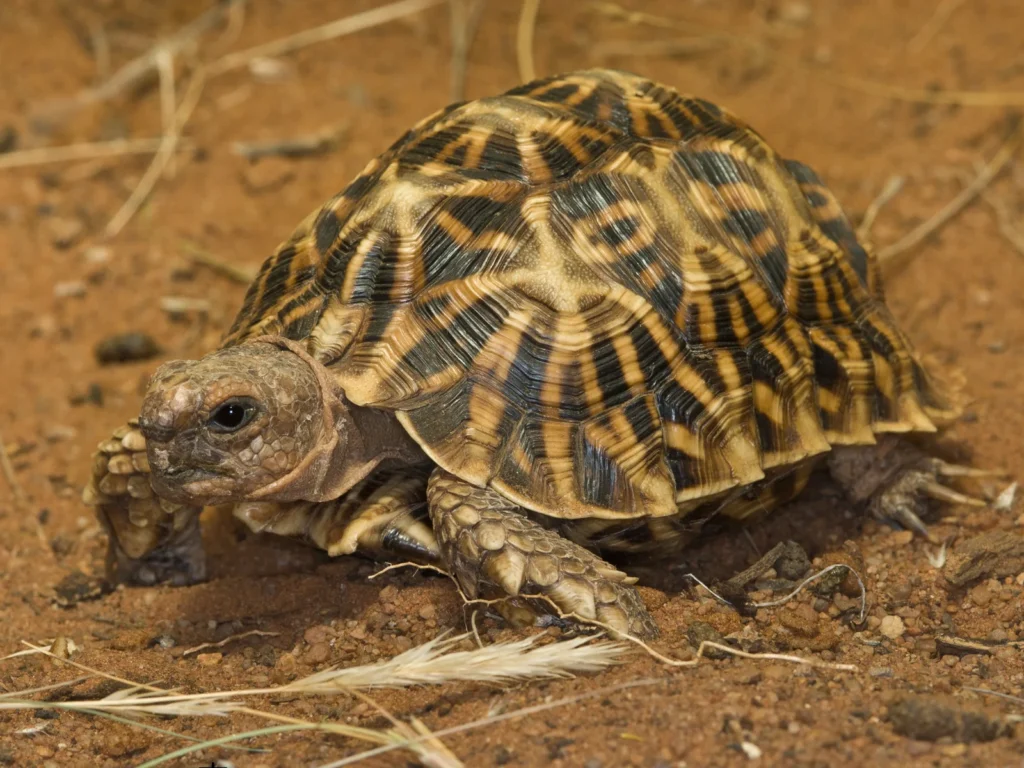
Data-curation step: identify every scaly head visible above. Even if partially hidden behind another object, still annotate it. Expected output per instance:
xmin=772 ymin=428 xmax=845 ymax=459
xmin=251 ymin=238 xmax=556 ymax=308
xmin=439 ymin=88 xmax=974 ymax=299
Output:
xmin=139 ymin=338 xmax=412 ymax=506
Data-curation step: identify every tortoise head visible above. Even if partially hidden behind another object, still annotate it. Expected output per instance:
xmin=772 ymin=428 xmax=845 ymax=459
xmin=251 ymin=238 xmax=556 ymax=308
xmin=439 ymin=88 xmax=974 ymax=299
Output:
xmin=138 ymin=338 xmax=410 ymax=506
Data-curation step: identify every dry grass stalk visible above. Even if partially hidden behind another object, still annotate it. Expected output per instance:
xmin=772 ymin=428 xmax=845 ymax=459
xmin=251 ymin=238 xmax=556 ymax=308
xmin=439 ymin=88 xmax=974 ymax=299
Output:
xmin=208 ymin=0 xmax=447 ymax=76
xmin=4 ymin=632 xmax=624 ymax=766
xmin=288 ymin=632 xmax=625 ymax=691
xmin=857 ymin=175 xmax=905 ymax=239
xmin=232 ymin=123 xmax=349 ymax=160
xmin=0 ymin=428 xmax=27 ymax=506
xmin=907 ymin=0 xmax=968 ymax=53
xmin=183 ymin=241 xmax=259 ymax=283
xmin=449 ymin=0 xmax=488 ymax=102
xmin=3 ymin=633 xmax=625 ymax=714
xmin=0 ymin=138 xmax=180 ymax=171
xmin=516 ymin=0 xmax=541 ymax=83
xmin=826 ymin=73 xmax=1024 ymax=107
xmin=591 ymin=38 xmax=722 ymax=59
xmin=105 ymin=66 xmax=206 ymax=238
xmin=30 ymin=0 xmax=238 ymax=130
xmin=879 ymin=121 xmax=1022 ymax=266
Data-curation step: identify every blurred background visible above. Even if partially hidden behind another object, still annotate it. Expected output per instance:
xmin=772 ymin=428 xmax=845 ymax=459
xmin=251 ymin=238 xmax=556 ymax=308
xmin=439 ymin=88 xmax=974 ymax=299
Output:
xmin=1 ymin=2 xmax=1023 ymax=766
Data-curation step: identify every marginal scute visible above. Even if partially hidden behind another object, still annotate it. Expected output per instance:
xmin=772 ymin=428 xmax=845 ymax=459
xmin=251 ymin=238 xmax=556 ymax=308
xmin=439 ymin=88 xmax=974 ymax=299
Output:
xmin=222 ymin=67 xmax=957 ymax=524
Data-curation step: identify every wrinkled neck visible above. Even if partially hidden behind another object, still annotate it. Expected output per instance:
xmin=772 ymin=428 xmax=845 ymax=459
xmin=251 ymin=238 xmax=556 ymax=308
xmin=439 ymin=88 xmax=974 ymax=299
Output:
xmin=312 ymin=403 xmax=426 ymax=501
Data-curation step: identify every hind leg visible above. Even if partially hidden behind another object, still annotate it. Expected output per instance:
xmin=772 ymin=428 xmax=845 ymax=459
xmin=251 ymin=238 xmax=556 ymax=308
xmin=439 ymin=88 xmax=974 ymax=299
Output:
xmin=427 ymin=468 xmax=658 ymax=639
xmin=828 ymin=437 xmax=997 ymax=542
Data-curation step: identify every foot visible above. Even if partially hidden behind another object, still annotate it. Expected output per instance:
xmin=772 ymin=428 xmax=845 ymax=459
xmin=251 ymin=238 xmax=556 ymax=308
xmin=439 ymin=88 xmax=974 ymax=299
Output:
xmin=83 ymin=419 xmax=206 ymax=585
xmin=427 ymin=468 xmax=659 ymax=640
xmin=828 ymin=439 xmax=996 ymax=542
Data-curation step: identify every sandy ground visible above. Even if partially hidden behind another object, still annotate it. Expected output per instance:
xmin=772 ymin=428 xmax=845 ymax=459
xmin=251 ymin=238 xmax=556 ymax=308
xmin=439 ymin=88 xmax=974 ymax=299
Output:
xmin=1 ymin=1 xmax=1024 ymax=766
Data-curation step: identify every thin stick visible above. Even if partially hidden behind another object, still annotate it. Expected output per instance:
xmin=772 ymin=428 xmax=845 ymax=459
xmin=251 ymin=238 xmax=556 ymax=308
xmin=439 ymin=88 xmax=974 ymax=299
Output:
xmin=516 ymin=0 xmax=541 ymax=83
xmin=449 ymin=0 xmax=487 ymax=102
xmin=962 ymin=686 xmax=1024 ymax=706
xmin=184 ymin=242 xmax=259 ymax=284
xmin=31 ymin=0 xmax=235 ymax=128
xmin=857 ymin=175 xmax=905 ymax=239
xmin=208 ymin=0 xmax=447 ymax=76
xmin=0 ymin=429 xmax=27 ymax=506
xmin=879 ymin=122 xmax=1022 ymax=265
xmin=156 ymin=48 xmax=178 ymax=177
xmin=825 ymin=73 xmax=1024 ymax=107
xmin=105 ymin=67 xmax=206 ymax=238
xmin=232 ymin=123 xmax=348 ymax=160
xmin=753 ymin=564 xmax=868 ymax=624
xmin=0 ymin=139 xmax=178 ymax=171
xmin=908 ymin=0 xmax=968 ymax=54
xmin=182 ymin=629 xmax=279 ymax=657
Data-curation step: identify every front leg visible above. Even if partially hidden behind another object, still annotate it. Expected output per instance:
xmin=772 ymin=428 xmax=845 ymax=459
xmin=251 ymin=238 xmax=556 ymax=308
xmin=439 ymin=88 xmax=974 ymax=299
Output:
xmin=232 ymin=464 xmax=440 ymax=563
xmin=427 ymin=468 xmax=659 ymax=640
xmin=83 ymin=419 xmax=206 ymax=585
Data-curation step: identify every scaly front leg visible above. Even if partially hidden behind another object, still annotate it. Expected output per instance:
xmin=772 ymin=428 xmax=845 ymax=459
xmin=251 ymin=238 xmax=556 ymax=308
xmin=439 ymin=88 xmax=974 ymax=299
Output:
xmin=427 ymin=468 xmax=659 ymax=640
xmin=83 ymin=419 xmax=206 ymax=585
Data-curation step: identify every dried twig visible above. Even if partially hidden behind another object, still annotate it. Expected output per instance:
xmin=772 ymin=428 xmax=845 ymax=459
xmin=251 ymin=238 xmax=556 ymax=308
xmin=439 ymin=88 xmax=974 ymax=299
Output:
xmin=591 ymin=38 xmax=722 ymax=59
xmin=879 ymin=122 xmax=1022 ymax=266
xmin=752 ymin=565 xmax=867 ymax=624
xmin=449 ymin=0 xmax=487 ymax=102
xmin=105 ymin=67 xmax=206 ymax=238
xmin=208 ymin=0 xmax=446 ymax=76
xmin=232 ymin=123 xmax=348 ymax=160
xmin=0 ymin=139 xmax=182 ymax=171
xmin=857 ymin=175 xmax=905 ymax=239
xmin=516 ymin=0 xmax=541 ymax=83
xmin=31 ymin=1 xmax=236 ymax=129
xmin=183 ymin=242 xmax=259 ymax=284
xmin=825 ymin=73 xmax=1024 ymax=107
xmin=908 ymin=0 xmax=968 ymax=53
xmin=182 ymin=629 xmax=279 ymax=657
xmin=0 ymin=429 xmax=27 ymax=506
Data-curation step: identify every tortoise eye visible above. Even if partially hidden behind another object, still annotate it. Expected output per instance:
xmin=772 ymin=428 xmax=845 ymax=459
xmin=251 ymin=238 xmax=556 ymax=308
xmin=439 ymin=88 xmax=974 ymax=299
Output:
xmin=208 ymin=398 xmax=258 ymax=433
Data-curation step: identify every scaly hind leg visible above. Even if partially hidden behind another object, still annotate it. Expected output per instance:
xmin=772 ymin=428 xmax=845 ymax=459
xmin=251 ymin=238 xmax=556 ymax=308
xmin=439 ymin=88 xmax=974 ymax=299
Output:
xmin=828 ymin=437 xmax=1002 ymax=542
xmin=427 ymin=468 xmax=659 ymax=640
xmin=83 ymin=419 xmax=205 ymax=585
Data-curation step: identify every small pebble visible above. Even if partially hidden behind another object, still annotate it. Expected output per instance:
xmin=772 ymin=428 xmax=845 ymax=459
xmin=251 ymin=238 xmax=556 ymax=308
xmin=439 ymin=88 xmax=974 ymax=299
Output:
xmin=196 ymin=652 xmax=222 ymax=666
xmin=879 ymin=615 xmax=905 ymax=639
xmin=0 ymin=124 xmax=17 ymax=153
xmin=83 ymin=245 xmax=111 ymax=264
xmin=94 ymin=332 xmax=162 ymax=364
xmin=53 ymin=280 xmax=86 ymax=298
xmin=46 ymin=216 xmax=84 ymax=249
xmin=304 ymin=625 xmax=334 ymax=645
xmin=418 ymin=604 xmax=437 ymax=621
xmin=304 ymin=642 xmax=331 ymax=665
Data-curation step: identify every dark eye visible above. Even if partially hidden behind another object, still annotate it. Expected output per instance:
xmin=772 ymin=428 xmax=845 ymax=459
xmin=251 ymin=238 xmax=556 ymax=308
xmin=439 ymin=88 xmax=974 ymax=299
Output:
xmin=208 ymin=398 xmax=257 ymax=433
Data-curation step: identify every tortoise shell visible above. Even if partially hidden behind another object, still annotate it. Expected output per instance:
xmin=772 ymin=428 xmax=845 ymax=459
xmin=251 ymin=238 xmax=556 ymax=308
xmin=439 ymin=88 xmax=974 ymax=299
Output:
xmin=223 ymin=68 xmax=955 ymax=524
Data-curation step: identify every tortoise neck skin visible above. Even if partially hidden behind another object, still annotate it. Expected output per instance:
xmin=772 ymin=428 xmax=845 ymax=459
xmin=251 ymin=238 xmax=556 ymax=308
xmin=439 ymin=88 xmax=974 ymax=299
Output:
xmin=139 ymin=336 xmax=423 ymax=507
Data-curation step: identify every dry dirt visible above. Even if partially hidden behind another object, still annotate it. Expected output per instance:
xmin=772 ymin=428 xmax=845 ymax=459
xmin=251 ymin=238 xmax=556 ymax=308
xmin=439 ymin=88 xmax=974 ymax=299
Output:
xmin=2 ymin=1 xmax=1024 ymax=766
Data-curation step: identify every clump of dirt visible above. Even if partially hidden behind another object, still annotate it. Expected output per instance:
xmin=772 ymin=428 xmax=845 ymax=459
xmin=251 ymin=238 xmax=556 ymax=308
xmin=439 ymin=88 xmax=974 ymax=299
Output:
xmin=2 ymin=1 xmax=1024 ymax=766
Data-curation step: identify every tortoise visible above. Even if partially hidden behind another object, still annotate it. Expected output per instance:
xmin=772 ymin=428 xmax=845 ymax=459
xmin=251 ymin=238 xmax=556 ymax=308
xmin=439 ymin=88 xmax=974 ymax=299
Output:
xmin=84 ymin=69 xmax=988 ymax=639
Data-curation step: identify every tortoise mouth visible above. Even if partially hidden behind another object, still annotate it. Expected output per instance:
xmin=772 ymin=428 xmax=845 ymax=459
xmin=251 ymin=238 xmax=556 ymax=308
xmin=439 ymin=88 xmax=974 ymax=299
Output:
xmin=150 ymin=464 xmax=226 ymax=504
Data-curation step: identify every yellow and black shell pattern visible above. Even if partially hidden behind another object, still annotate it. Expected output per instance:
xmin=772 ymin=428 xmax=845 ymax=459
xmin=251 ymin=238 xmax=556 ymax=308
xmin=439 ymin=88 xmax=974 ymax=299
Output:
xmin=224 ymin=69 xmax=956 ymax=524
